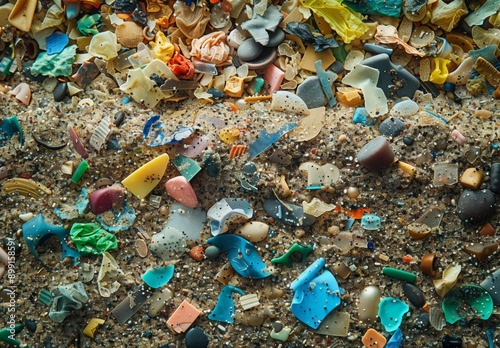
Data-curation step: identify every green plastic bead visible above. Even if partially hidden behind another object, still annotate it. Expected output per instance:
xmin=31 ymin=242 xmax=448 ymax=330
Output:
xmin=71 ymin=159 xmax=89 ymax=184
xmin=271 ymin=243 xmax=314 ymax=267
xmin=69 ymin=223 xmax=117 ymax=255
xmin=382 ymin=267 xmax=417 ymax=283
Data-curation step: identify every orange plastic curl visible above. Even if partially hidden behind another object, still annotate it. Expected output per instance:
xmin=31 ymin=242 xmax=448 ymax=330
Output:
xmin=168 ymin=52 xmax=195 ymax=80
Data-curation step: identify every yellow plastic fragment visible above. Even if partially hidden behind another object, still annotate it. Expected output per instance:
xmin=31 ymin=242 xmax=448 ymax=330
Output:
xmin=2 ymin=178 xmax=52 ymax=199
xmin=224 ymin=76 xmax=245 ymax=97
xmin=83 ymin=318 xmax=105 ymax=338
xmin=397 ymin=161 xmax=416 ymax=179
xmin=433 ymin=263 xmax=461 ymax=297
xmin=219 ymin=127 xmax=240 ymax=145
xmin=121 ymin=154 xmax=170 ymax=199
xmin=460 ymin=167 xmax=484 ymax=189
xmin=430 ymin=0 xmax=468 ymax=32
xmin=429 ymin=58 xmax=451 ymax=84
xmin=150 ymin=31 xmax=175 ymax=63
xmin=299 ymin=0 xmax=368 ymax=44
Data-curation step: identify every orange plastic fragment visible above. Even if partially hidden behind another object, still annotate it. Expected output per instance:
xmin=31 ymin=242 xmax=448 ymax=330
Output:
xmin=167 ymin=52 xmax=195 ymax=80
xmin=189 ymin=246 xmax=204 ymax=261
xmin=346 ymin=207 xmax=370 ymax=219
xmin=230 ymin=103 xmax=238 ymax=113
xmin=167 ymin=299 xmax=201 ymax=334
xmin=229 ymin=145 xmax=248 ymax=159
xmin=243 ymin=95 xmax=273 ymax=102
xmin=336 ymin=87 xmax=362 ymax=107
xmin=362 ymin=328 xmax=387 ymax=348
xmin=479 ymin=223 xmax=496 ymax=236
xmin=402 ymin=255 xmax=414 ymax=263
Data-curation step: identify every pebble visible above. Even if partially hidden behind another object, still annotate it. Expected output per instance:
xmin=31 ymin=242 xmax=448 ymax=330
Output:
xmin=414 ymin=313 xmax=429 ymax=329
xmin=402 ymin=283 xmax=426 ymax=308
xmin=114 ymin=111 xmax=126 ymax=127
xmin=357 ymin=136 xmax=395 ymax=172
xmin=378 ymin=116 xmax=405 ymax=138
xmin=456 ymin=189 xmax=496 ymax=223
xmin=148 ymin=288 xmax=173 ymax=317
xmin=25 ymin=318 xmax=37 ymax=333
xmin=237 ymin=39 xmax=264 ymax=61
xmin=165 ymin=176 xmax=198 ymax=209
xmin=0 ymin=166 xmax=7 ymax=180
xmin=391 ymin=100 xmax=419 ymax=116
xmin=296 ymin=76 xmax=326 ymax=109
xmin=240 ymin=47 xmax=277 ymax=69
xmin=403 ymin=137 xmax=414 ymax=146
xmin=204 ymin=245 xmax=220 ymax=260
xmin=185 ymin=327 xmax=209 ymax=348
xmin=53 ymin=82 xmax=68 ymax=102
xmin=235 ymin=221 xmax=270 ymax=242
xmin=267 ymin=28 xmax=285 ymax=47
xmin=188 ymin=246 xmax=204 ymax=261
xmin=358 ymin=285 xmax=381 ymax=323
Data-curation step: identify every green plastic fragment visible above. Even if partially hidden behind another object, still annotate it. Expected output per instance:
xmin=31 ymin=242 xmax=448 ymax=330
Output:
xmin=173 ymin=155 xmax=201 ymax=181
xmin=77 ymin=14 xmax=101 ymax=36
xmin=270 ymin=326 xmax=291 ymax=341
xmin=442 ymin=284 xmax=493 ymax=324
xmin=247 ymin=77 xmax=265 ymax=95
xmin=382 ymin=267 xmax=417 ymax=283
xmin=39 ymin=289 xmax=53 ymax=306
xmin=0 ymin=323 xmax=22 ymax=346
xmin=271 ymin=243 xmax=314 ymax=267
xmin=331 ymin=45 xmax=348 ymax=63
xmin=1 ymin=115 xmax=23 ymax=147
xmin=31 ymin=45 xmax=77 ymax=77
xmin=71 ymin=159 xmax=89 ymax=184
xmin=69 ymin=223 xmax=118 ymax=255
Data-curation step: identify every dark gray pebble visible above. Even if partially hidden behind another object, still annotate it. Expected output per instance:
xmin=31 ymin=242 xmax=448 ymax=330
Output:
xmin=402 ymin=283 xmax=426 ymax=308
xmin=185 ymin=327 xmax=209 ymax=348
xmin=414 ymin=313 xmax=429 ymax=329
xmin=267 ymin=28 xmax=285 ymax=47
xmin=296 ymin=76 xmax=325 ymax=109
xmin=357 ymin=136 xmax=395 ymax=172
xmin=239 ymin=47 xmax=277 ymax=70
xmin=53 ymin=82 xmax=68 ymax=102
xmin=204 ymin=246 xmax=220 ymax=260
xmin=378 ymin=117 xmax=405 ymax=138
xmin=330 ymin=61 xmax=344 ymax=74
xmin=403 ymin=137 xmax=414 ymax=146
xmin=25 ymin=318 xmax=37 ymax=333
xmin=457 ymin=189 xmax=495 ymax=223
xmin=114 ymin=111 xmax=126 ymax=127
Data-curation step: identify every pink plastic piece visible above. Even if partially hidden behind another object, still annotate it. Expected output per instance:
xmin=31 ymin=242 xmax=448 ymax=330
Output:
xmin=263 ymin=64 xmax=285 ymax=93
xmin=165 ymin=176 xmax=198 ymax=208
xmin=167 ymin=299 xmax=201 ymax=333
xmin=68 ymin=125 xmax=89 ymax=159
xmin=9 ymin=83 xmax=31 ymax=106
xmin=89 ymin=186 xmax=125 ymax=214
xmin=451 ymin=129 xmax=466 ymax=145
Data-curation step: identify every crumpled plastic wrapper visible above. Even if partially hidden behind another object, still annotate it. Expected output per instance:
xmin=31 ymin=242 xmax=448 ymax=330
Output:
xmin=173 ymin=1 xmax=210 ymax=40
xmin=430 ymin=0 xmax=468 ymax=32
xmin=49 ymin=282 xmax=88 ymax=323
xmin=190 ymin=32 xmax=232 ymax=66
xmin=433 ymin=263 xmax=461 ymax=297
xmin=97 ymin=252 xmax=124 ymax=297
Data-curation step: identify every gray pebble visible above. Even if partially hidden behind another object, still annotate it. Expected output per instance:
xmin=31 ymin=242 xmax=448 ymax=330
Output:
xmin=237 ymin=39 xmax=264 ymax=61
xmin=239 ymin=47 xmax=277 ymax=70
xmin=414 ymin=313 xmax=429 ymax=329
xmin=272 ymin=321 xmax=283 ymax=332
xmin=185 ymin=327 xmax=209 ymax=348
xmin=457 ymin=189 xmax=495 ymax=223
xmin=267 ymin=28 xmax=285 ymax=47
xmin=402 ymin=283 xmax=426 ymax=308
xmin=330 ymin=61 xmax=344 ymax=74
xmin=379 ymin=116 xmax=405 ymax=138
xmin=205 ymin=245 xmax=220 ymax=260
xmin=53 ymin=82 xmax=68 ymax=102
xmin=296 ymin=76 xmax=325 ymax=109
xmin=403 ymin=137 xmax=414 ymax=146
xmin=357 ymin=136 xmax=395 ymax=172
xmin=114 ymin=111 xmax=126 ymax=127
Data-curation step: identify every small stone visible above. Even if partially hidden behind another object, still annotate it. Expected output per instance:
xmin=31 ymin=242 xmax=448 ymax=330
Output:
xmin=357 ymin=136 xmax=395 ymax=172
xmin=188 ymin=246 xmax=204 ymax=261
xmin=185 ymin=327 xmax=209 ymax=348
xmin=378 ymin=117 xmax=405 ymax=138
xmin=402 ymin=283 xmax=426 ymax=308
xmin=165 ymin=176 xmax=198 ymax=208
xmin=414 ymin=313 xmax=429 ymax=329
xmin=459 ymin=167 xmax=484 ymax=189
xmin=272 ymin=321 xmax=283 ymax=332
xmin=25 ymin=318 xmax=37 ymax=333
xmin=267 ymin=28 xmax=285 ymax=47
xmin=237 ymin=39 xmax=264 ymax=61
xmin=204 ymin=245 xmax=220 ymax=260
xmin=114 ymin=111 xmax=126 ymax=127
xmin=296 ymin=76 xmax=326 ymax=109
xmin=53 ymin=82 xmax=68 ymax=102
xmin=235 ymin=221 xmax=269 ymax=242
xmin=456 ymin=189 xmax=495 ymax=223
xmin=403 ymin=137 xmax=414 ymax=145
xmin=358 ymin=286 xmax=381 ymax=324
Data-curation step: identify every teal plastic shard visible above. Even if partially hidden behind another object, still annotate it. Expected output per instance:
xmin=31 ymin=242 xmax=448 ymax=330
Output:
xmin=343 ymin=0 xmax=402 ymax=17
xmin=1 ymin=115 xmax=23 ymax=147
xmin=290 ymin=258 xmax=342 ymax=329
xmin=378 ymin=297 xmax=409 ymax=332
xmin=442 ymin=284 xmax=493 ymax=324
xmin=31 ymin=45 xmax=77 ymax=77
xmin=481 ymin=267 xmax=500 ymax=305
xmin=207 ymin=234 xmax=271 ymax=279
xmin=49 ymin=282 xmax=88 ymax=323
xmin=207 ymin=198 xmax=253 ymax=236
xmin=360 ymin=214 xmax=382 ymax=230
xmin=248 ymin=123 xmax=297 ymax=159
xmin=386 ymin=328 xmax=403 ymax=348
xmin=314 ymin=60 xmax=337 ymax=107
xmin=208 ymin=285 xmax=245 ymax=323
xmin=264 ymin=198 xmax=316 ymax=226
xmin=469 ymin=45 xmax=499 ymax=64
xmin=39 ymin=289 xmax=53 ymax=306
xmin=173 ymin=155 xmax=201 ymax=182
xmin=54 ymin=188 xmax=89 ymax=220
xmin=0 ymin=323 xmax=22 ymax=346
xmin=77 ymin=14 xmax=101 ymax=36
xmin=141 ymin=265 xmax=175 ymax=289
xmin=465 ymin=0 xmax=500 ymax=27
xmin=271 ymin=243 xmax=314 ymax=267
xmin=69 ymin=223 xmax=118 ymax=255
xmin=96 ymin=200 xmax=136 ymax=232
xmin=22 ymin=214 xmax=80 ymax=265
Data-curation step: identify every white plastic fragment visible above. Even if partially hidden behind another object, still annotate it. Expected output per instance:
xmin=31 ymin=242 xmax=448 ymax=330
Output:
xmin=433 ymin=163 xmax=459 ymax=187
xmin=303 ymin=198 xmax=336 ymax=217
xmin=240 ymin=293 xmax=260 ymax=310
xmin=88 ymin=31 xmax=122 ymax=60
xmin=271 ymin=91 xmax=310 ymax=115
xmin=89 ymin=117 xmax=111 ymax=151
xmin=433 ymin=263 xmax=461 ymax=297
xmin=19 ymin=213 xmax=34 ymax=221
xmin=391 ymin=99 xmax=419 ymax=116
xmin=97 ymin=252 xmax=123 ymax=297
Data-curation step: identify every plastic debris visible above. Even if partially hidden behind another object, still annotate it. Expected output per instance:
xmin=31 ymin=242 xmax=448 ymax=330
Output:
xmin=285 ymin=22 xmax=338 ymax=52
xmin=71 ymin=160 xmax=89 ymax=184
xmin=8 ymin=83 xmax=31 ymax=106
xmin=149 ymin=226 xmax=186 ymax=261
xmin=89 ymin=186 xmax=125 ymax=215
xmin=209 ymin=285 xmax=245 ymax=323
xmin=378 ymin=297 xmax=409 ymax=332
xmin=207 ymin=234 xmax=271 ymax=279
xmin=248 ymin=123 xmax=297 ymax=159
xmin=111 ymin=285 xmax=153 ymax=325
xmin=313 ymin=310 xmax=350 ymax=336
xmin=442 ymin=284 xmax=493 ymax=324
xmin=386 ymin=328 xmax=403 ymax=348
xmin=143 ymin=116 xmax=194 ymax=147
xmin=96 ymin=200 xmax=136 ymax=232
xmin=142 ymin=265 xmax=175 ymax=289
xmin=164 ymin=202 xmax=207 ymax=240
xmin=429 ymin=307 xmax=446 ymax=331
xmin=77 ymin=263 xmax=95 ymax=283
xmin=271 ymin=243 xmax=314 ymax=267
xmin=357 ymin=136 xmax=395 ymax=172
xmin=1 ymin=115 xmax=24 ymax=147
xmin=207 ymin=198 xmax=253 ymax=236
xmin=149 ymin=287 xmax=173 ymax=317
xmin=31 ymin=45 xmax=77 ymax=77
xmin=359 ymin=285 xmax=381 ymax=324
xmin=165 ymin=176 xmax=198 ymax=208
xmin=480 ymin=268 xmax=500 ymax=305
xmin=172 ymin=155 xmax=202 ymax=182
xmin=362 ymin=328 xmax=387 ymax=347
xmin=235 ymin=221 xmax=269 ymax=243
xmin=97 ymin=252 xmax=123 ymax=297
xmin=49 ymin=282 xmax=88 ymax=323
xmin=360 ymin=214 xmax=382 ymax=230
xmin=238 ymin=162 xmax=260 ymax=191
xmin=121 ymin=153 xmax=170 ymax=200
xmin=167 ymin=299 xmax=202 ymax=333
xmin=22 ymin=214 xmax=80 ymax=265
xmin=299 ymin=162 xmax=340 ymax=189
xmin=70 ymin=223 xmax=117 ymax=255
xmin=303 ymin=198 xmax=336 ymax=217
xmin=264 ymin=197 xmax=316 ymax=227
xmin=434 ymin=263 xmax=461 ymax=297
xmin=382 ymin=267 xmax=417 ymax=283
xmin=289 ymin=107 xmax=325 ymax=142
xmin=83 ymin=318 xmax=105 ymax=339
xmin=2 ymin=178 xmax=51 ymax=199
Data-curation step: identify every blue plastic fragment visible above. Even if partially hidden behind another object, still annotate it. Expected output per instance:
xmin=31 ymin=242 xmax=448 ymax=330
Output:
xmin=290 ymin=258 xmax=342 ymax=329
xmin=173 ymin=155 xmax=201 ymax=181
xmin=46 ymin=32 xmax=70 ymax=55
xmin=485 ymin=326 xmax=496 ymax=348
xmin=54 ymin=188 xmax=89 ymax=219
xmin=141 ymin=265 xmax=175 ymax=289
xmin=386 ymin=328 xmax=403 ymax=347
xmin=207 ymin=234 xmax=271 ymax=279
xmin=345 ymin=217 xmax=355 ymax=230
xmin=263 ymin=198 xmax=316 ymax=227
xmin=22 ymin=214 xmax=80 ymax=265
xmin=143 ymin=115 xmax=194 ymax=147
xmin=353 ymin=108 xmax=375 ymax=126
xmin=360 ymin=214 xmax=381 ymax=230
xmin=207 ymin=198 xmax=253 ymax=236
xmin=96 ymin=200 xmax=136 ymax=232
xmin=1 ymin=115 xmax=24 ymax=147
xmin=314 ymin=60 xmax=337 ymax=107
xmin=248 ymin=123 xmax=296 ymax=159
xmin=343 ymin=0 xmax=402 ymax=17
xmin=378 ymin=297 xmax=409 ymax=332
xmin=469 ymin=45 xmax=499 ymax=64
xmin=208 ymin=285 xmax=245 ymax=323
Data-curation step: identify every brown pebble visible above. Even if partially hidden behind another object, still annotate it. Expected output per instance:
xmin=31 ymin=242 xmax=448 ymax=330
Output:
xmin=479 ymin=223 xmax=496 ymax=236
xmin=463 ymin=242 xmax=498 ymax=260
xmin=347 ymin=186 xmax=360 ymax=199
xmin=189 ymin=246 xmax=204 ymax=261
xmin=159 ymin=205 xmax=169 ymax=216
xmin=135 ymin=239 xmax=148 ymax=258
